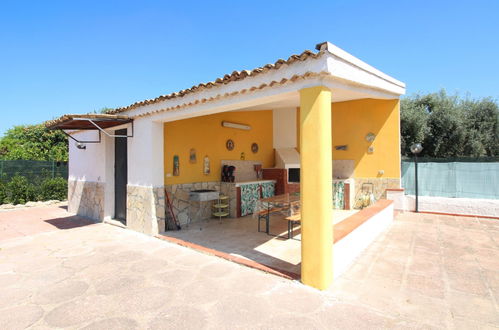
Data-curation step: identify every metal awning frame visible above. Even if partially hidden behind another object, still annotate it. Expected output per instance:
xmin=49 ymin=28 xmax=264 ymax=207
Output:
xmin=62 ymin=118 xmax=134 ymax=144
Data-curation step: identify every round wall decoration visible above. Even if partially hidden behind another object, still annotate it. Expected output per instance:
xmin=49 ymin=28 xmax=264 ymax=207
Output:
xmin=251 ymin=143 xmax=259 ymax=153
xmin=226 ymin=139 xmax=235 ymax=151
xmin=365 ymin=132 xmax=376 ymax=143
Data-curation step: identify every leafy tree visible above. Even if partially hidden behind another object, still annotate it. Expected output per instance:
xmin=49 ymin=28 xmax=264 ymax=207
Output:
xmin=401 ymin=90 xmax=499 ymax=158
xmin=462 ymin=98 xmax=499 ymax=157
xmin=0 ymin=124 xmax=68 ymax=161
xmin=90 ymin=107 xmax=114 ymax=114
xmin=400 ymin=98 xmax=428 ymax=156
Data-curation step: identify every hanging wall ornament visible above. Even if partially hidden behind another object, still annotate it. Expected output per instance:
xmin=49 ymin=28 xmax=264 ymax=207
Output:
xmin=365 ymin=132 xmax=376 ymax=143
xmin=251 ymin=143 xmax=259 ymax=154
xmin=240 ymin=152 xmax=245 ymax=160
xmin=226 ymin=139 xmax=234 ymax=151
xmin=189 ymin=148 xmax=197 ymax=164
xmin=173 ymin=155 xmax=180 ymax=176
xmin=203 ymin=156 xmax=210 ymax=175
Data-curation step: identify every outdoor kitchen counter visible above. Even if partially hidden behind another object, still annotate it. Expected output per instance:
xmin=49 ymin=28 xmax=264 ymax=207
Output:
xmin=234 ymin=179 xmax=276 ymax=187
xmin=220 ymin=180 xmax=276 ymax=217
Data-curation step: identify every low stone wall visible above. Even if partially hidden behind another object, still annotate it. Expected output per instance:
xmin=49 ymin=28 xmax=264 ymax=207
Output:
xmin=353 ymin=177 xmax=400 ymax=207
xmin=127 ymin=185 xmax=165 ymax=235
xmin=68 ymin=179 xmax=105 ymax=221
xmin=165 ymin=182 xmax=220 ymax=226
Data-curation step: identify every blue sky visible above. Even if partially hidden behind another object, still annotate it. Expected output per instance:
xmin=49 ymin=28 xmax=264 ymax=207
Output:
xmin=0 ymin=0 xmax=498 ymax=136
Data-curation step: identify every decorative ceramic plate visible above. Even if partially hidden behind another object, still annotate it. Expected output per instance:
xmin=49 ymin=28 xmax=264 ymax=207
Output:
xmin=365 ymin=132 xmax=376 ymax=142
xmin=251 ymin=142 xmax=259 ymax=153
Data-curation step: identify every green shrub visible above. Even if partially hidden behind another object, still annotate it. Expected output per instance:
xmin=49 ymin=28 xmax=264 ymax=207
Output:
xmin=40 ymin=177 xmax=67 ymax=201
xmin=0 ymin=181 xmax=6 ymax=204
xmin=4 ymin=175 xmax=37 ymax=205
xmin=0 ymin=175 xmax=67 ymax=205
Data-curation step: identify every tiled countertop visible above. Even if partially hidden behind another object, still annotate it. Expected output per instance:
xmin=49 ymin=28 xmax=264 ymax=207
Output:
xmin=222 ymin=179 xmax=276 ymax=187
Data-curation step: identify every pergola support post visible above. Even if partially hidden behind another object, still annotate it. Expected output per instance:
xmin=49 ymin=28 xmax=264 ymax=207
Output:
xmin=299 ymin=86 xmax=334 ymax=290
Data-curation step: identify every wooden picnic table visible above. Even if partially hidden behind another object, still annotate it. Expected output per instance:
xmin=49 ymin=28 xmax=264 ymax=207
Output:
xmin=256 ymin=193 xmax=301 ymax=237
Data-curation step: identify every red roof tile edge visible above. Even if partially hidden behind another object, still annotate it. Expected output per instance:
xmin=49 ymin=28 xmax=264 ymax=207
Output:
xmin=334 ymin=199 xmax=394 ymax=243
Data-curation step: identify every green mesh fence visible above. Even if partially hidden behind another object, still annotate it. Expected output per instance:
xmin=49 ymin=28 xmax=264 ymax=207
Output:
xmin=0 ymin=160 xmax=68 ymax=182
xmin=401 ymin=159 xmax=499 ymax=200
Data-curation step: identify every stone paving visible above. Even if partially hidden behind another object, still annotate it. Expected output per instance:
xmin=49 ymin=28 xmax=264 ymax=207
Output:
xmin=0 ymin=205 xmax=498 ymax=329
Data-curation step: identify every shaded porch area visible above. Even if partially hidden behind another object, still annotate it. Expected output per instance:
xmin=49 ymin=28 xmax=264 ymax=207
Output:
xmin=159 ymin=209 xmax=359 ymax=277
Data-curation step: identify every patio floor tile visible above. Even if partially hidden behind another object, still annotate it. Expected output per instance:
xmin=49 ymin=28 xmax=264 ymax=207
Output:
xmin=1 ymin=204 xmax=498 ymax=328
xmin=447 ymin=291 xmax=499 ymax=325
xmin=405 ymin=273 xmax=445 ymax=299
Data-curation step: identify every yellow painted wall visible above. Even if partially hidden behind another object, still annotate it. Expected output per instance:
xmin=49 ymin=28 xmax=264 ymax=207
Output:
xmin=164 ymin=111 xmax=274 ymax=185
xmin=297 ymin=98 xmax=401 ymax=178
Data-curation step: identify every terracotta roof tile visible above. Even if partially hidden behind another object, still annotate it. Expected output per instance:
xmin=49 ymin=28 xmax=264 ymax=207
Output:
xmin=106 ymin=50 xmax=321 ymax=114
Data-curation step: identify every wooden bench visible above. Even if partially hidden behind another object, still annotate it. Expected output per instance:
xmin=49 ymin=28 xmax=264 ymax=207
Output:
xmin=285 ymin=214 xmax=301 ymax=222
xmin=257 ymin=207 xmax=285 ymax=234
xmin=284 ymin=213 xmax=301 ymax=239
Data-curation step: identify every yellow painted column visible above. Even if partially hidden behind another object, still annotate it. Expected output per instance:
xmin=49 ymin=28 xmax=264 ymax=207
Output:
xmin=299 ymin=86 xmax=333 ymax=290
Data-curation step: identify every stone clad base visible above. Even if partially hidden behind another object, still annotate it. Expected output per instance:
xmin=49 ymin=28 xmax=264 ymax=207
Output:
xmin=353 ymin=178 xmax=401 ymax=206
xmin=165 ymin=182 xmax=221 ymax=226
xmin=68 ymin=179 xmax=104 ymax=221
xmin=127 ymin=185 xmax=165 ymax=235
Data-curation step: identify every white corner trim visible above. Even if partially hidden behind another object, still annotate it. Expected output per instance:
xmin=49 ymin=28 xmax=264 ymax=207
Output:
xmin=323 ymin=43 xmax=405 ymax=88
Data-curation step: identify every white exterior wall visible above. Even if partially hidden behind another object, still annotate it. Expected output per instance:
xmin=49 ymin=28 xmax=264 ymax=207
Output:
xmin=334 ymin=202 xmax=394 ymax=279
xmin=127 ymin=119 xmax=164 ymax=187
xmin=68 ymin=130 xmax=109 ymax=182
xmin=405 ymin=195 xmax=499 ymax=218
xmin=68 ymin=129 xmax=115 ymax=220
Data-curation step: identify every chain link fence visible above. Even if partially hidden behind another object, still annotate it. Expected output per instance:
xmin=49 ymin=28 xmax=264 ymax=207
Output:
xmin=0 ymin=160 xmax=68 ymax=182
xmin=401 ymin=157 xmax=499 ymax=200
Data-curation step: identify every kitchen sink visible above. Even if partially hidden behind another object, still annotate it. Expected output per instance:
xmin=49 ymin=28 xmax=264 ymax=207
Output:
xmin=189 ymin=189 xmax=219 ymax=202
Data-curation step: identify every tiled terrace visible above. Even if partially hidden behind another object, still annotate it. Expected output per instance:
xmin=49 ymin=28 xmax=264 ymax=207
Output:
xmin=0 ymin=205 xmax=498 ymax=328
xmin=160 ymin=210 xmax=358 ymax=276
xmin=331 ymin=212 xmax=499 ymax=328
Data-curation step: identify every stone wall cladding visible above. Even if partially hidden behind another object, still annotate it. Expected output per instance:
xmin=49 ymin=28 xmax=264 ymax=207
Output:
xmin=220 ymin=183 xmax=238 ymax=218
xmin=165 ymin=182 xmax=221 ymax=226
xmin=353 ymin=177 xmax=401 ymax=204
xmin=68 ymin=179 xmax=105 ymax=221
xmin=153 ymin=187 xmax=166 ymax=233
xmin=127 ymin=185 xmax=165 ymax=235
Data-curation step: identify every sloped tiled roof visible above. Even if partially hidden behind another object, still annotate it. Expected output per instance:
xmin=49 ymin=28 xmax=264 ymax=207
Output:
xmin=106 ymin=50 xmax=321 ymax=115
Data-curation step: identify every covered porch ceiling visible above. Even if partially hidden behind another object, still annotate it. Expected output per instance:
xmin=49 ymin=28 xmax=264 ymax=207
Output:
xmin=231 ymin=86 xmax=389 ymax=112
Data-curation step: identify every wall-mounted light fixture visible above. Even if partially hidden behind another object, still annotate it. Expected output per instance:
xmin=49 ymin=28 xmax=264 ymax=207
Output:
xmin=222 ymin=121 xmax=251 ymax=130
xmin=75 ymin=142 xmax=86 ymax=150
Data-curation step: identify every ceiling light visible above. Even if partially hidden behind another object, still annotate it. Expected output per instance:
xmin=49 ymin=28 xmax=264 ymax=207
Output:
xmin=222 ymin=121 xmax=251 ymax=130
